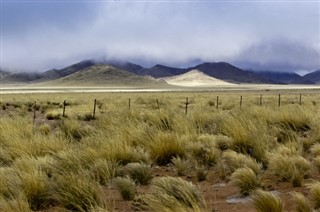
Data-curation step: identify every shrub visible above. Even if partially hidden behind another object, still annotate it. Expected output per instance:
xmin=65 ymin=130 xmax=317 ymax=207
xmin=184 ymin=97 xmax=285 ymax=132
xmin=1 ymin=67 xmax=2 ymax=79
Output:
xmin=195 ymin=165 xmax=208 ymax=182
xmin=112 ymin=177 xmax=136 ymax=201
xmin=136 ymin=177 xmax=206 ymax=211
xmin=231 ymin=167 xmax=261 ymax=196
xmin=251 ymin=189 xmax=283 ymax=212
xmin=172 ymin=156 xmax=191 ymax=176
xmin=291 ymin=192 xmax=312 ymax=212
xmin=120 ymin=163 xmax=153 ymax=185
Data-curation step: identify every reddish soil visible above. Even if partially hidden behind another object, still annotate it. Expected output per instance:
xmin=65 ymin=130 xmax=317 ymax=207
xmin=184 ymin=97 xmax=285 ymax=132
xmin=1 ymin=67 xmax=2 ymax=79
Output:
xmin=104 ymin=166 xmax=320 ymax=212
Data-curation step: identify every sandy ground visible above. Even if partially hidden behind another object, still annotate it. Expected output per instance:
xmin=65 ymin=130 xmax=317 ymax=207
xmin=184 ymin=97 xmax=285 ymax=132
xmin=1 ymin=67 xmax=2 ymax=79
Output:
xmin=162 ymin=69 xmax=235 ymax=86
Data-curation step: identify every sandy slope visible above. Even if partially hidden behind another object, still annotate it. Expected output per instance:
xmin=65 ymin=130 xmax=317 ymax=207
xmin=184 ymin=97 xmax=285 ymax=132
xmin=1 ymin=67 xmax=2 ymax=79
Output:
xmin=162 ymin=69 xmax=235 ymax=86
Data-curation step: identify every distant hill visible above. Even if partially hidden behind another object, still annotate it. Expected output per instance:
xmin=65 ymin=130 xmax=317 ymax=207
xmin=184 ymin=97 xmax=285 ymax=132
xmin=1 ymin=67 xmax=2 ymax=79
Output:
xmin=190 ymin=62 xmax=271 ymax=84
xmin=1 ymin=59 xmax=318 ymax=86
xmin=253 ymin=71 xmax=314 ymax=84
xmin=303 ymin=69 xmax=320 ymax=84
xmin=162 ymin=69 xmax=234 ymax=86
xmin=40 ymin=59 xmax=96 ymax=80
xmin=138 ymin=64 xmax=186 ymax=78
xmin=0 ymin=70 xmax=10 ymax=78
xmin=44 ymin=64 xmax=165 ymax=86
xmin=1 ymin=72 xmax=43 ymax=83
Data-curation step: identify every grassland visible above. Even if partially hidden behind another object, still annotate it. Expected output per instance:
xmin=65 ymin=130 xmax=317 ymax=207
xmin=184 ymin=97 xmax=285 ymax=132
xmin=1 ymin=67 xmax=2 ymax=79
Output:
xmin=0 ymin=89 xmax=320 ymax=211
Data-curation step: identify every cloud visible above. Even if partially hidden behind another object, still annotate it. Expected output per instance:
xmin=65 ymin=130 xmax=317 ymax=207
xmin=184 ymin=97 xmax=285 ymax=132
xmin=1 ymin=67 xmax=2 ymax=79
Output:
xmin=1 ymin=1 xmax=319 ymax=72
xmin=232 ymin=39 xmax=320 ymax=71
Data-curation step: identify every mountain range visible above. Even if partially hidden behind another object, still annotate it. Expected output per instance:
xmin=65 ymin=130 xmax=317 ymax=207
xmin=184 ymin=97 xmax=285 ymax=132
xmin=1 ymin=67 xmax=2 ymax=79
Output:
xmin=1 ymin=59 xmax=319 ymax=85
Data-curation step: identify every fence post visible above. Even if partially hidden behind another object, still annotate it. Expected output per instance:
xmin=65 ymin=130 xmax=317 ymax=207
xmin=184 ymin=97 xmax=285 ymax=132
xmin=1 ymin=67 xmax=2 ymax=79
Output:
xmin=156 ymin=99 xmax=160 ymax=111
xmin=63 ymin=100 xmax=66 ymax=117
xmin=93 ymin=99 xmax=97 ymax=119
xmin=259 ymin=95 xmax=262 ymax=106
xmin=185 ymin=97 xmax=189 ymax=115
xmin=33 ymin=101 xmax=36 ymax=127
xmin=240 ymin=96 xmax=243 ymax=108
xmin=278 ymin=94 xmax=281 ymax=107
xmin=216 ymin=96 xmax=219 ymax=109
xmin=128 ymin=98 xmax=131 ymax=110
xmin=299 ymin=94 xmax=302 ymax=105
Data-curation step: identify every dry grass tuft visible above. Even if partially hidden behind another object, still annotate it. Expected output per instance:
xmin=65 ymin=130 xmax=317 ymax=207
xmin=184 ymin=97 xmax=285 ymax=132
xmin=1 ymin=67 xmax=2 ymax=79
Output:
xmin=251 ymin=189 xmax=283 ymax=212
xmin=230 ymin=167 xmax=261 ymax=196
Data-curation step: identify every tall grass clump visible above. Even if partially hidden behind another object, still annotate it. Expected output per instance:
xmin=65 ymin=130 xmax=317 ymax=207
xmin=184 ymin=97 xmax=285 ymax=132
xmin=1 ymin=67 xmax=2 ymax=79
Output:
xmin=271 ymin=106 xmax=311 ymax=134
xmin=17 ymin=170 xmax=52 ymax=210
xmin=89 ymin=159 xmax=119 ymax=185
xmin=230 ymin=167 xmax=261 ymax=196
xmin=53 ymin=173 xmax=107 ymax=212
xmin=136 ymin=177 xmax=206 ymax=211
xmin=268 ymin=154 xmax=311 ymax=187
xmin=308 ymin=182 xmax=320 ymax=209
xmin=220 ymin=111 xmax=268 ymax=164
xmin=148 ymin=133 xmax=185 ymax=165
xmin=120 ymin=163 xmax=153 ymax=185
xmin=172 ymin=156 xmax=191 ymax=176
xmin=187 ymin=138 xmax=220 ymax=167
xmin=251 ymin=189 xmax=283 ymax=212
xmin=216 ymin=150 xmax=262 ymax=180
xmin=0 ymin=195 xmax=32 ymax=212
xmin=291 ymin=192 xmax=312 ymax=212
xmin=112 ymin=177 xmax=137 ymax=201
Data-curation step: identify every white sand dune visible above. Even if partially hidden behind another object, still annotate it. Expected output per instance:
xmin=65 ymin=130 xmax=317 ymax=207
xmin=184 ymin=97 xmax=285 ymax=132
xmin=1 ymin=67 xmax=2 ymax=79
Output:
xmin=162 ymin=69 xmax=235 ymax=86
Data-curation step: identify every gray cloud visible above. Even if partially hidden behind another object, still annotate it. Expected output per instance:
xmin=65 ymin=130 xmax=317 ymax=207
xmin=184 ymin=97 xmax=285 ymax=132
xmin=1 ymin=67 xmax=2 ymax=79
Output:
xmin=232 ymin=39 xmax=320 ymax=72
xmin=1 ymin=1 xmax=319 ymax=72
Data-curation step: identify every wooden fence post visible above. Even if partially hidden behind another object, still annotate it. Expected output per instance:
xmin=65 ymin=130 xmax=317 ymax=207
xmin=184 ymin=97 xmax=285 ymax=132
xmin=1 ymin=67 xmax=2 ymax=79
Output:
xmin=259 ymin=95 xmax=262 ymax=106
xmin=33 ymin=101 xmax=36 ymax=127
xmin=93 ymin=99 xmax=97 ymax=119
xmin=128 ymin=98 xmax=131 ymax=110
xmin=156 ymin=99 xmax=160 ymax=111
xmin=63 ymin=100 xmax=66 ymax=117
xmin=240 ymin=96 xmax=243 ymax=108
xmin=278 ymin=94 xmax=281 ymax=107
xmin=185 ymin=97 xmax=189 ymax=115
xmin=216 ymin=96 xmax=219 ymax=109
xmin=299 ymin=94 xmax=302 ymax=105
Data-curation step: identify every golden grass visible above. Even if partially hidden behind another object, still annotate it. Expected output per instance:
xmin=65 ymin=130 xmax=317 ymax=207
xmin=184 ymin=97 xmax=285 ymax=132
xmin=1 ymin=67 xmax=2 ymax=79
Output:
xmin=0 ymin=91 xmax=319 ymax=211
xmin=251 ymin=189 xmax=283 ymax=212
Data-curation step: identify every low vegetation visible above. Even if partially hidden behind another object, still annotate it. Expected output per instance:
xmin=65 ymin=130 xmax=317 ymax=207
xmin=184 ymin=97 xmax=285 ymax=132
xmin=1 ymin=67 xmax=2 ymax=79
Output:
xmin=0 ymin=91 xmax=319 ymax=211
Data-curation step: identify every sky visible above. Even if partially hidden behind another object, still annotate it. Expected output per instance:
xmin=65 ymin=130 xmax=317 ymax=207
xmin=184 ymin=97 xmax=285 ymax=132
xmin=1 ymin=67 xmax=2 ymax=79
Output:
xmin=1 ymin=0 xmax=320 ymax=74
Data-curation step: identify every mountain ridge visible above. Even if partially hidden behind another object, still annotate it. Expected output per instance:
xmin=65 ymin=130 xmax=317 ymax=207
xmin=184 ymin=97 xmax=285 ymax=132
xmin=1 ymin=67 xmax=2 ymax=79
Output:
xmin=1 ymin=59 xmax=319 ymax=85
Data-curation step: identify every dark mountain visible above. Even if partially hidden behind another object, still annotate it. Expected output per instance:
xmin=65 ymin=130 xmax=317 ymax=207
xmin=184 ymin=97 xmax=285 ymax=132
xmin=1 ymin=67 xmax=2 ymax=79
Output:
xmin=107 ymin=61 xmax=144 ymax=74
xmin=303 ymin=69 xmax=320 ymax=84
xmin=190 ymin=62 xmax=272 ymax=83
xmin=254 ymin=71 xmax=314 ymax=84
xmin=41 ymin=59 xmax=96 ymax=80
xmin=138 ymin=64 xmax=187 ymax=78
